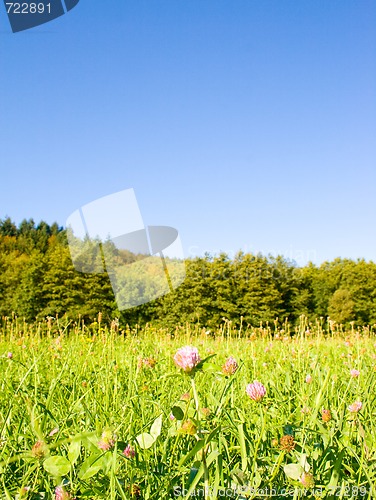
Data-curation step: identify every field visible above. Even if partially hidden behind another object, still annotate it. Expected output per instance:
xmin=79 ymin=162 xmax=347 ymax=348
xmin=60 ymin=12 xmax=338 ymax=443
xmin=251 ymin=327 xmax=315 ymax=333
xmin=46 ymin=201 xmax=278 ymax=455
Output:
xmin=1 ymin=317 xmax=375 ymax=499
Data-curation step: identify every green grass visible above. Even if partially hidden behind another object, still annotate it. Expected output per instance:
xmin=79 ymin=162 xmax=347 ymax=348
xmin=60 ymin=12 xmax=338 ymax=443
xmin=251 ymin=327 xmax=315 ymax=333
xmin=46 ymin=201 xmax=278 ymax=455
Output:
xmin=0 ymin=317 xmax=376 ymax=499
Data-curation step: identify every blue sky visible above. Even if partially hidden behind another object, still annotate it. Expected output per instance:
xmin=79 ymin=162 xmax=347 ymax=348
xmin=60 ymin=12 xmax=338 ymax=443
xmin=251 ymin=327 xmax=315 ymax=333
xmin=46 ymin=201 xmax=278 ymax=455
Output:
xmin=0 ymin=0 xmax=375 ymax=266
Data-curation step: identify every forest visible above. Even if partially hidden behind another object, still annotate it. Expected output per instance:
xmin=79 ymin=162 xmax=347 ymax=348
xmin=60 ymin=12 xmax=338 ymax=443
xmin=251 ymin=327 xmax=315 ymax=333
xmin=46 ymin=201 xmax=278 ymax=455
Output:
xmin=1 ymin=217 xmax=376 ymax=328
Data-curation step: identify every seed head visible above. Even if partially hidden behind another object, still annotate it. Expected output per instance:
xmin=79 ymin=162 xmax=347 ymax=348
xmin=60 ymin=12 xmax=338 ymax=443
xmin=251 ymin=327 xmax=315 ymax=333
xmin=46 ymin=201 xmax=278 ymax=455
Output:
xmin=200 ymin=407 xmax=211 ymax=418
xmin=180 ymin=392 xmax=191 ymax=402
xmin=129 ymin=484 xmax=141 ymax=497
xmin=179 ymin=420 xmax=197 ymax=436
xmin=322 ymin=409 xmax=332 ymax=423
xmin=279 ymin=435 xmax=295 ymax=452
xmin=31 ymin=440 xmax=48 ymax=459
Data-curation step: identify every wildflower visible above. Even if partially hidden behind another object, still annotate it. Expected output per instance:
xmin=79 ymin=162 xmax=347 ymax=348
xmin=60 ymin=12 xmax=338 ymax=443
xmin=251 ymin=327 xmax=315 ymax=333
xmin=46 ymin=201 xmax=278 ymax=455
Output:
xmin=222 ymin=356 xmax=238 ymax=376
xmin=348 ymin=401 xmax=362 ymax=413
xmin=301 ymin=406 xmax=311 ymax=415
xmin=246 ymin=381 xmax=266 ymax=402
xmin=180 ymin=392 xmax=191 ymax=402
xmin=55 ymin=486 xmax=72 ymax=500
xmin=179 ymin=420 xmax=197 ymax=436
xmin=98 ymin=429 xmax=116 ymax=451
xmin=305 ymin=374 xmax=312 ymax=384
xmin=322 ymin=409 xmax=332 ymax=423
xmin=31 ymin=440 xmax=48 ymax=459
xmin=7 ymin=352 xmax=13 ymax=359
xmin=300 ymin=472 xmax=315 ymax=488
xmin=279 ymin=434 xmax=295 ymax=452
xmin=169 ymin=413 xmax=176 ymax=421
xmin=271 ymin=438 xmax=279 ymax=447
xmin=49 ymin=427 xmax=59 ymax=437
xmin=123 ymin=444 xmax=135 ymax=458
xmin=173 ymin=346 xmax=201 ymax=373
xmin=350 ymin=369 xmax=360 ymax=378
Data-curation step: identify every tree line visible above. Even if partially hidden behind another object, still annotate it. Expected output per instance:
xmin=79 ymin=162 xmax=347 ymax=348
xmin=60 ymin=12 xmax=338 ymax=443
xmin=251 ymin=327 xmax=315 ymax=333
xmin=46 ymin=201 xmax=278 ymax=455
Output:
xmin=1 ymin=217 xmax=376 ymax=328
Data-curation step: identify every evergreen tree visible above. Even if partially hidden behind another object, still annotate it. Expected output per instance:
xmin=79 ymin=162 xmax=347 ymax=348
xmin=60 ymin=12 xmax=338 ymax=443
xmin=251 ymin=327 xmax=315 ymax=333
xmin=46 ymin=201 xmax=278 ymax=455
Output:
xmin=0 ymin=217 xmax=17 ymax=237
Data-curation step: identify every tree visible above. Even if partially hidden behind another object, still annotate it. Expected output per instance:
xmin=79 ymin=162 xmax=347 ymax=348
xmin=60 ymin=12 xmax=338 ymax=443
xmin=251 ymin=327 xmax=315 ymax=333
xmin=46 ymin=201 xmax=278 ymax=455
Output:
xmin=0 ymin=217 xmax=17 ymax=237
xmin=12 ymin=250 xmax=47 ymax=320
xmin=328 ymin=288 xmax=355 ymax=324
xmin=232 ymin=253 xmax=284 ymax=326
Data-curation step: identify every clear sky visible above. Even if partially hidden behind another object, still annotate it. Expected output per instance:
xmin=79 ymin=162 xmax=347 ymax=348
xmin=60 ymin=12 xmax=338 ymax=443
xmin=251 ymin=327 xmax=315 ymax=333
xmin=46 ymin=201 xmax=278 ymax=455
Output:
xmin=0 ymin=0 xmax=375 ymax=266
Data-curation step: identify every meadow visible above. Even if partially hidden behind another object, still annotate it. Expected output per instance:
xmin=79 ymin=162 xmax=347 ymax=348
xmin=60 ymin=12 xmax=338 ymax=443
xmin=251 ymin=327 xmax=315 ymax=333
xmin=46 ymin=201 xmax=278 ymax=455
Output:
xmin=0 ymin=317 xmax=375 ymax=499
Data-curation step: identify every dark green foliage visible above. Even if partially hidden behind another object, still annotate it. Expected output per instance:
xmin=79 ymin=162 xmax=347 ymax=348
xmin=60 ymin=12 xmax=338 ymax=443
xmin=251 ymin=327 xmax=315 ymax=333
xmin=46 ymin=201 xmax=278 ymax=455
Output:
xmin=1 ymin=217 xmax=376 ymax=327
xmin=0 ymin=216 xmax=17 ymax=236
